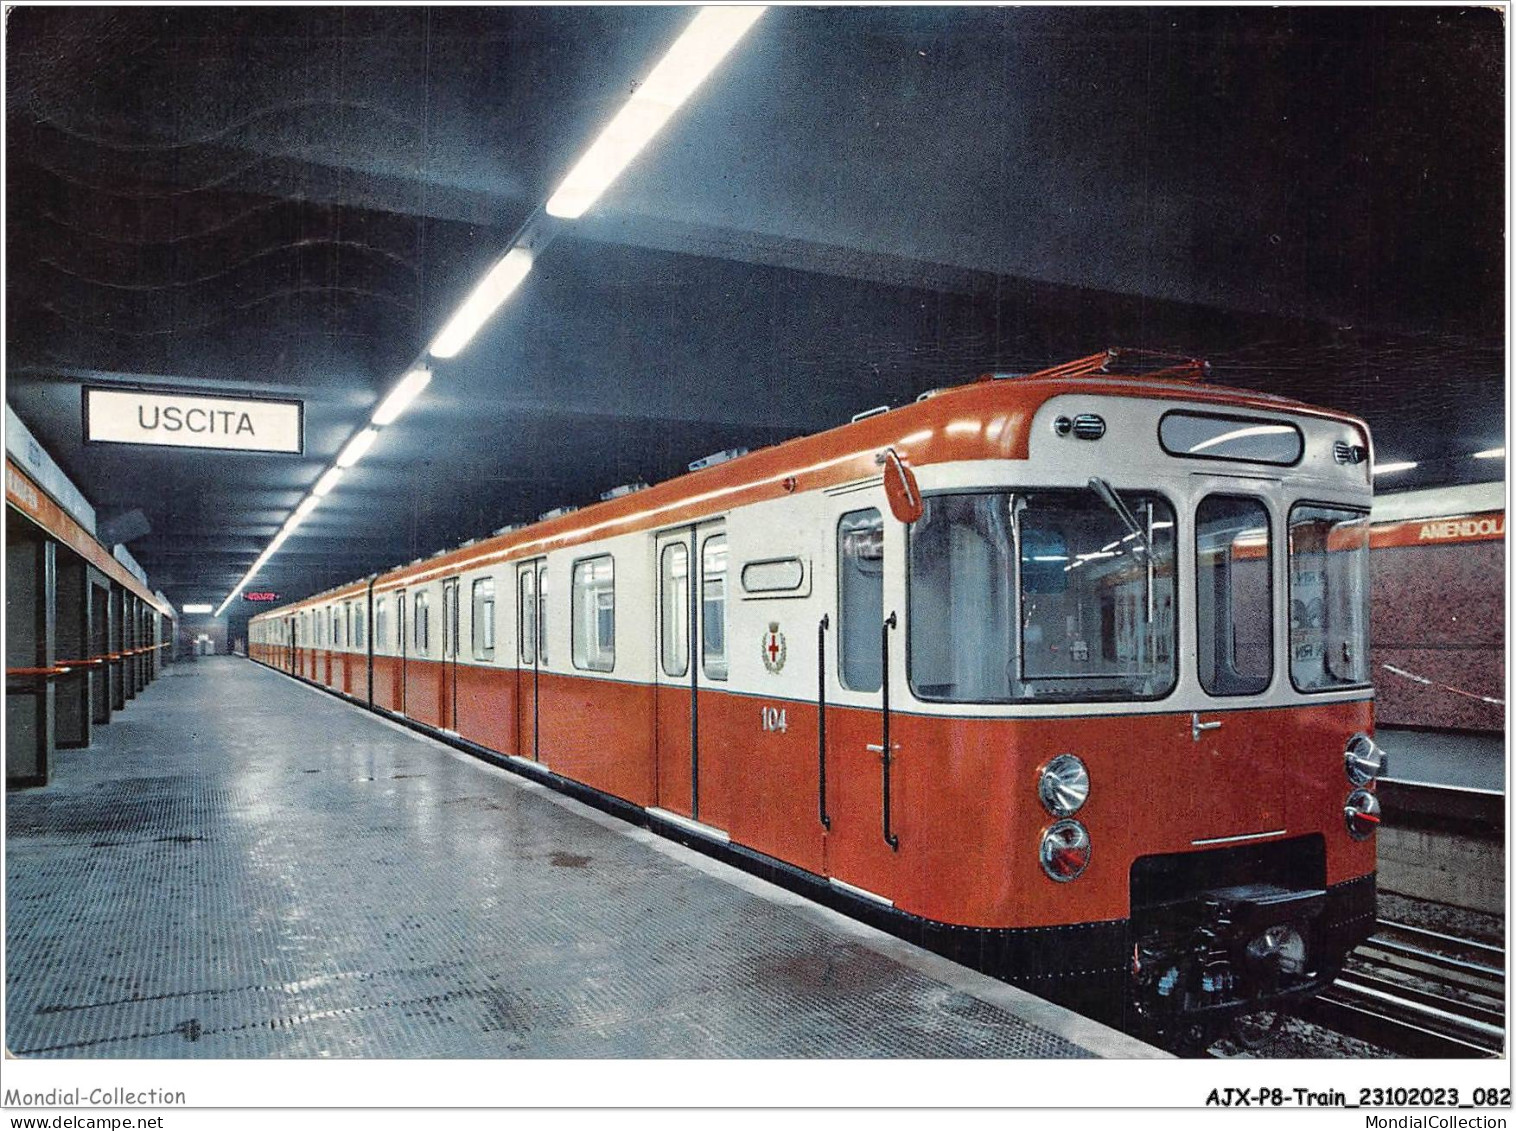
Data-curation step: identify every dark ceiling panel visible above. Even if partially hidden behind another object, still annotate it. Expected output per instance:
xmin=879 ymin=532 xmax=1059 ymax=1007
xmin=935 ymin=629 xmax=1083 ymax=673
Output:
xmin=4 ymin=6 xmax=1503 ymax=632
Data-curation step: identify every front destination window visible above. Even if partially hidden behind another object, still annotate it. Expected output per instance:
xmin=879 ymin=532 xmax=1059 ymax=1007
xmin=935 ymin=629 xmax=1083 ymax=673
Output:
xmin=1288 ymin=504 xmax=1370 ymax=691
xmin=909 ymin=487 xmax=1177 ymax=702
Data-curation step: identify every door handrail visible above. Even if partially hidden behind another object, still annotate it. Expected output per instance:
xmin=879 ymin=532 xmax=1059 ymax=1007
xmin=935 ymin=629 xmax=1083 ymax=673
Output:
xmin=817 ymin=614 xmax=831 ymax=829
xmin=881 ymin=610 xmax=899 ymax=850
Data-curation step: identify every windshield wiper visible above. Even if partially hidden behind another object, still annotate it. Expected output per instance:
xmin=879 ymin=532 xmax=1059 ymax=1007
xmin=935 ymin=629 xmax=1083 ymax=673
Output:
xmin=1087 ymin=477 xmax=1154 ymax=558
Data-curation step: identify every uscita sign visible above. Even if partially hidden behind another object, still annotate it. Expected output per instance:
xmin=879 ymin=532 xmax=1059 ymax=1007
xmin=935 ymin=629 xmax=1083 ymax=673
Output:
xmin=84 ymin=387 xmax=303 ymax=454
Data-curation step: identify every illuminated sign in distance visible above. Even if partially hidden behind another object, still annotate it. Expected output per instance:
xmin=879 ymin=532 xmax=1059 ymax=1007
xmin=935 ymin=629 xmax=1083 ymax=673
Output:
xmin=243 ymin=592 xmax=282 ymax=603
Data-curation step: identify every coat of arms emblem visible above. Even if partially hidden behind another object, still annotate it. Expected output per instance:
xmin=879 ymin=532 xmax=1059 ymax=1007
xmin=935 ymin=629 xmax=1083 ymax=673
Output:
xmin=762 ymin=622 xmax=787 ymax=673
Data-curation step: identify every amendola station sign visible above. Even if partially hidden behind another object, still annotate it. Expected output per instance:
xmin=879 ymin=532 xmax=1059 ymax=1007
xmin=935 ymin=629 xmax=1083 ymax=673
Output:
xmin=84 ymin=387 xmax=303 ymax=454
xmin=1370 ymin=511 xmax=1505 ymax=549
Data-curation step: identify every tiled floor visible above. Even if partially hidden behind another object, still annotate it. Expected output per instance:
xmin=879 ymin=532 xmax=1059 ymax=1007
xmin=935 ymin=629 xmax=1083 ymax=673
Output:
xmin=6 ymin=657 xmax=1154 ymax=1059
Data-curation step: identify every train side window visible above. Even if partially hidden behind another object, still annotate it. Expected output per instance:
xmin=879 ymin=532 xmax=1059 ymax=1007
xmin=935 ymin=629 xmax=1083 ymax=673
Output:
xmin=572 ymin=556 xmax=615 ymax=672
xmin=376 ymin=598 xmax=388 ymax=651
xmin=537 ymin=564 xmax=549 ymax=665
xmin=1196 ymin=495 xmax=1273 ymax=696
xmin=701 ymin=535 xmax=728 ymax=680
xmin=661 ymin=543 xmax=689 ymax=677
xmin=353 ymin=602 xmax=366 ymax=651
xmin=741 ymin=557 xmax=804 ymax=594
xmin=838 ymin=508 xmax=885 ymax=692
xmin=1288 ymin=504 xmax=1370 ymax=691
xmin=414 ymin=591 xmax=429 ymax=656
xmin=908 ymin=493 xmax=1016 ymax=701
xmin=472 ymin=578 xmax=496 ymax=661
xmin=335 ymin=605 xmax=345 ymax=649
xmin=519 ymin=569 xmax=537 ymax=663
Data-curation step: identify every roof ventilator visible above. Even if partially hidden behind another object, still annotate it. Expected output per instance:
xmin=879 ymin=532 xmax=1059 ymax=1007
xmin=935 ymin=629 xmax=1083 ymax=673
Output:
xmin=539 ymin=505 xmax=580 ymax=521
xmin=601 ymin=481 xmax=650 ymax=501
xmin=688 ymin=448 xmax=748 ymax=472
xmin=851 ymin=405 xmax=890 ymax=423
xmin=492 ymin=523 xmax=525 ymax=536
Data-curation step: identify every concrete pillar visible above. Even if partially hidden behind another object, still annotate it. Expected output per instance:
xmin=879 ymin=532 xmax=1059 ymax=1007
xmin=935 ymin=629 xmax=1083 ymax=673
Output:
xmin=136 ymin=601 xmax=148 ymax=693
xmin=55 ymin=550 xmax=90 ymax=749
xmin=123 ymin=594 xmax=137 ymax=701
xmin=89 ymin=570 xmax=110 ymax=726
xmin=109 ymin=586 xmax=125 ymax=711
xmin=6 ymin=513 xmax=56 ymax=787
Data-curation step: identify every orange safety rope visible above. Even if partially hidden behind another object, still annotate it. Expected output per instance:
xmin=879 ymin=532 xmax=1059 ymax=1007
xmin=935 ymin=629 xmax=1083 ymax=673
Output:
xmin=8 ymin=641 xmax=172 ymax=676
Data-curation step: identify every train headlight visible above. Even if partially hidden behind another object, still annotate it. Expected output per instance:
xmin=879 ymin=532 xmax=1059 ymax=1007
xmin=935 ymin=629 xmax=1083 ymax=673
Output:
xmin=1245 ymin=923 xmax=1308 ymax=977
xmin=1344 ymin=789 xmax=1381 ymax=840
xmin=1038 ymin=754 xmax=1090 ymax=816
xmin=1039 ymin=819 xmax=1091 ymax=882
xmin=1345 ymin=733 xmax=1386 ymax=785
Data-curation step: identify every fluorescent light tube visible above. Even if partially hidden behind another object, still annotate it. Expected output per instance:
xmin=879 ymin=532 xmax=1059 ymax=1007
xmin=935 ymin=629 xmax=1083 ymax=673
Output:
xmin=1374 ymin=461 xmax=1418 ymax=475
xmin=293 ymin=495 xmax=320 ymax=522
xmin=337 ymin=427 xmax=379 ymax=468
xmin=182 ymin=603 xmax=214 ymax=614
xmin=428 ymin=249 xmax=535 ymax=359
xmin=545 ymin=6 xmax=766 ymax=219
xmin=372 ymin=368 xmax=432 ymax=426
xmin=312 ymin=467 xmax=343 ymax=497
xmin=1473 ymin=447 xmax=1505 ymax=460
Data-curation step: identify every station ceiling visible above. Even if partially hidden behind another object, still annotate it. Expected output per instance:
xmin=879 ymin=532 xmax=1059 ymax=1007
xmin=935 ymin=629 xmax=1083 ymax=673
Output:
xmin=5 ymin=6 xmax=1505 ymax=627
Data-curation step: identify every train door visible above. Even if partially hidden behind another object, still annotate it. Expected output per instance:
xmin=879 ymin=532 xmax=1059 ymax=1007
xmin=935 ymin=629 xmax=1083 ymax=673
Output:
xmin=396 ymin=589 xmax=408 ymax=715
xmin=652 ymin=520 xmax=725 ymax=821
xmin=441 ymin=576 xmax=460 ymax=732
xmin=515 ymin=559 xmax=545 ymax=760
xmin=823 ymin=498 xmax=903 ymax=899
xmin=1187 ymin=480 xmax=1287 ymax=838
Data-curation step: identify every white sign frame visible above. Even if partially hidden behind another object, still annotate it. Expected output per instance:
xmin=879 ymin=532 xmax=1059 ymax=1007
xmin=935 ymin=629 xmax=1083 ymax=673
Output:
xmin=83 ymin=386 xmax=304 ymax=454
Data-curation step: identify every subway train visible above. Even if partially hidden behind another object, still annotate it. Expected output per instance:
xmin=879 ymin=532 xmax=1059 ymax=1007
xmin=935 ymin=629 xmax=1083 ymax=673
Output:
xmin=250 ymin=349 xmax=1383 ymax=1047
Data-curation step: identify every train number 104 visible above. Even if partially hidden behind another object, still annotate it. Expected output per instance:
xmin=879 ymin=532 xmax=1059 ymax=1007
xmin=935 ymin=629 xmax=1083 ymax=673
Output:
xmin=760 ymin=706 xmax=788 ymax=733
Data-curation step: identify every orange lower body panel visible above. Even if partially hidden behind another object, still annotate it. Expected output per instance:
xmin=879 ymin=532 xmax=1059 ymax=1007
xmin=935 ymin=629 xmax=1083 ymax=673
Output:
xmin=251 ymin=652 xmax=1374 ymax=932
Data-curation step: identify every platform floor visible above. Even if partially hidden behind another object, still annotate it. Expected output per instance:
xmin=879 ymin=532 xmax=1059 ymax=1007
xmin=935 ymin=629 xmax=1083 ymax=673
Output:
xmin=6 ymin=657 xmax=1156 ymax=1059
xmin=1378 ymin=725 xmax=1505 ymax=793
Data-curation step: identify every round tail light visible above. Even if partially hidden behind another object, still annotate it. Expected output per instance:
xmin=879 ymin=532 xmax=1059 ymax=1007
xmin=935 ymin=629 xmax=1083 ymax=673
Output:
xmin=1344 ymin=789 xmax=1381 ymax=840
xmin=1040 ymin=819 xmax=1091 ymax=882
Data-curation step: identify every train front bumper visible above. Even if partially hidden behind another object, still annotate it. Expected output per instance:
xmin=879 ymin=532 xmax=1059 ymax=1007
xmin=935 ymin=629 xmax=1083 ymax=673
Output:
xmin=1129 ymin=873 xmax=1376 ymax=1027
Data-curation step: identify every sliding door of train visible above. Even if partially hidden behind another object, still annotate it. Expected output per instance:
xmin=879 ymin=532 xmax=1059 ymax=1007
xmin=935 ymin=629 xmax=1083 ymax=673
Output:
xmin=440 ymin=576 xmax=461 ymax=732
xmin=653 ymin=520 xmax=725 ymax=821
xmin=396 ymin=590 xmax=408 ymax=715
xmin=515 ymin=559 xmax=545 ymax=761
xmin=824 ymin=499 xmax=900 ymax=898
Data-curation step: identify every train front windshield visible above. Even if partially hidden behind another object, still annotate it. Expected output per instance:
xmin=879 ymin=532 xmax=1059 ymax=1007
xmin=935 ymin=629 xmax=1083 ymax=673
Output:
xmin=909 ymin=488 xmax=1177 ymax=702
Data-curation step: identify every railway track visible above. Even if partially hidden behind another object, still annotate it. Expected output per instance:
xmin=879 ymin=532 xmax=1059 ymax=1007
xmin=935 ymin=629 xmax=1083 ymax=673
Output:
xmin=1305 ymin=919 xmax=1506 ymax=1057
